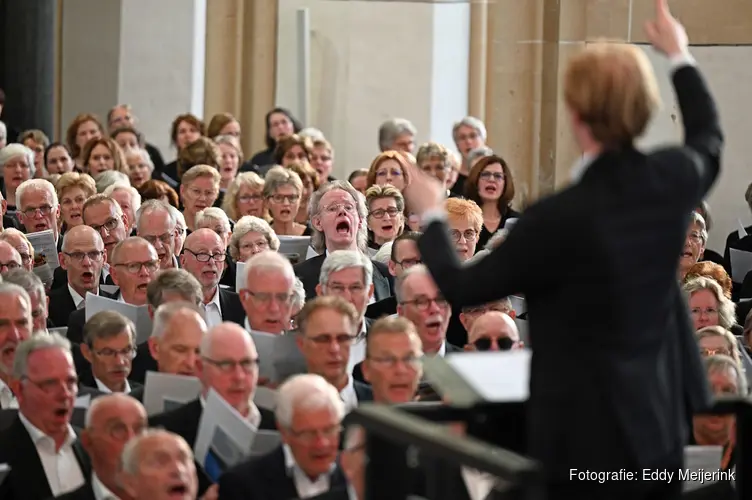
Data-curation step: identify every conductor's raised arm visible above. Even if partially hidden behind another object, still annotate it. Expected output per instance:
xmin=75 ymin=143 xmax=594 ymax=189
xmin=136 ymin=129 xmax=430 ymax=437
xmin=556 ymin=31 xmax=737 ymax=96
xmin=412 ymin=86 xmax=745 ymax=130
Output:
xmin=645 ymin=0 xmax=723 ymax=195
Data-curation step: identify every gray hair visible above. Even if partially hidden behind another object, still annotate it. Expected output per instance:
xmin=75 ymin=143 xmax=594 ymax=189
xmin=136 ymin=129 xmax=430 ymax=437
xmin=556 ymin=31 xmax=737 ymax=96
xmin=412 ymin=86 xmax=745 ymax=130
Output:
xmin=0 ymin=143 xmax=36 ymax=177
xmin=16 ymin=178 xmax=56 ymax=209
xmin=291 ymin=277 xmax=305 ymax=312
xmin=683 ymin=276 xmax=736 ymax=329
xmin=83 ymin=310 xmax=136 ymax=347
xmin=13 ymin=332 xmax=71 ymax=379
xmin=689 ymin=211 xmax=708 ymax=245
xmin=2 ymin=269 xmax=44 ymax=303
xmin=319 ymin=250 xmax=373 ymax=289
xmin=395 ymin=264 xmax=431 ymax=304
xmin=94 ymin=170 xmax=130 ymax=194
xmin=104 ymin=183 xmax=142 ymax=213
xmin=124 ymin=147 xmax=154 ymax=173
xmin=146 ymin=268 xmax=203 ymax=308
xmin=275 ymin=373 xmax=345 ymax=428
xmin=704 ymin=354 xmax=748 ymax=396
xmin=309 ymin=180 xmax=368 ymax=253
xmin=195 ymin=207 xmax=231 ymax=234
xmin=0 ymin=282 xmax=31 ymax=311
xmin=465 ymin=146 xmax=494 ymax=169
xmin=244 ymin=251 xmax=295 ymax=287
xmin=121 ymin=429 xmax=191 ymax=475
xmin=229 ymin=215 xmax=280 ymax=261
xmin=263 ymin=165 xmax=303 ymax=198
xmin=452 ymin=116 xmax=487 ymax=143
xmin=136 ymin=199 xmax=176 ymax=230
xmin=378 ymin=118 xmax=416 ymax=151
xmin=168 ymin=204 xmax=186 ymax=228
xmin=151 ymin=301 xmax=206 ymax=339
xmin=298 ymin=127 xmax=325 ymax=141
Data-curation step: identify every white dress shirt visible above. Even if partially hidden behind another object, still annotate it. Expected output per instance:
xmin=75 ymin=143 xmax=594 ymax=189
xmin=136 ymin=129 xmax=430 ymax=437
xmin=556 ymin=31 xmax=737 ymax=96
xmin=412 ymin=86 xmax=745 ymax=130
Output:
xmin=202 ymin=288 xmax=223 ymax=328
xmin=437 ymin=341 xmax=447 ymax=357
xmin=339 ymin=375 xmax=359 ymax=413
xmin=92 ymin=472 xmax=120 ymax=500
xmin=94 ymin=376 xmax=132 ymax=394
xmin=0 ymin=378 xmax=17 ymax=409
xmin=283 ymin=444 xmax=334 ymax=498
xmin=18 ymin=411 xmax=86 ymax=496
xmin=101 ymin=264 xmax=111 ymax=284
xmin=68 ymin=284 xmax=86 ymax=309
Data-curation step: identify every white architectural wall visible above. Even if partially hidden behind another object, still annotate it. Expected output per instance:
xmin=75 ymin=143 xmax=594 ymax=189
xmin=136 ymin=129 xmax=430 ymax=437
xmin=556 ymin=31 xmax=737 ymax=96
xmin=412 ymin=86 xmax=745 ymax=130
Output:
xmin=60 ymin=0 xmax=206 ymax=158
xmin=275 ymin=0 xmax=470 ymax=177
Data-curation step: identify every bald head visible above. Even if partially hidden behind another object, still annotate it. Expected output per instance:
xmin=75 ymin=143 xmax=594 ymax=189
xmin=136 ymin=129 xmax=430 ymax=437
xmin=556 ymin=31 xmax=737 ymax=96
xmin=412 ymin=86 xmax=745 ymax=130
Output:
xmin=184 ymin=228 xmax=222 ymax=249
xmin=62 ymin=224 xmax=104 ymax=253
xmin=200 ymin=322 xmax=257 ymax=359
xmin=111 ymin=236 xmax=155 ymax=264
xmin=0 ymin=241 xmax=22 ymax=270
xmin=468 ymin=311 xmax=520 ymax=346
xmin=85 ymin=393 xmax=147 ymax=429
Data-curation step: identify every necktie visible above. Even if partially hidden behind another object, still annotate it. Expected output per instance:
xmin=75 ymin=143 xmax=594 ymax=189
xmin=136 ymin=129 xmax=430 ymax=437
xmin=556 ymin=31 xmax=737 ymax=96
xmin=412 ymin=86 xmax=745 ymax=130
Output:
xmin=76 ymin=299 xmax=86 ymax=310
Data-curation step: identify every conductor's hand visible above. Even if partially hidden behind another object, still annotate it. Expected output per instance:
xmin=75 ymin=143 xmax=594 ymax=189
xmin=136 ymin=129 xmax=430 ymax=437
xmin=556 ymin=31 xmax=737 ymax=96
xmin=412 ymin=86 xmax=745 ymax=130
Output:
xmin=644 ymin=0 xmax=688 ymax=58
xmin=403 ymin=163 xmax=445 ymax=219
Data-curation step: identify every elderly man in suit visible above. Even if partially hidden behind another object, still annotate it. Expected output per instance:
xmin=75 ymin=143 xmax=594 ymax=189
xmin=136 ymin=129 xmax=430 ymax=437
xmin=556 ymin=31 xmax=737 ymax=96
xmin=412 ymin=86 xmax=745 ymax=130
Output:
xmin=0 ymin=334 xmax=91 ymax=500
xmin=54 ymin=393 xmax=147 ymax=500
xmin=294 ymin=181 xmax=394 ymax=301
xmin=239 ymin=251 xmax=297 ymax=335
xmin=403 ymin=2 xmax=719 ymax=498
xmin=0 ymin=283 xmax=33 ymax=409
xmin=219 ymin=374 xmax=348 ymax=500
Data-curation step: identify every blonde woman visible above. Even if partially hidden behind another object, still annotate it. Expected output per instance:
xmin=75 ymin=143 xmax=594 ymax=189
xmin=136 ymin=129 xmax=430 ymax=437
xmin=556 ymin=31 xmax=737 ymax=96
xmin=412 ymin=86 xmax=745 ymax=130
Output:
xmin=56 ymin=172 xmax=96 ymax=233
xmin=221 ymin=171 xmax=266 ymax=221
xmin=229 ymin=215 xmax=281 ymax=262
xmin=214 ymin=134 xmax=243 ymax=191
xmin=365 ymin=184 xmax=404 ymax=251
xmin=683 ymin=276 xmax=737 ymax=332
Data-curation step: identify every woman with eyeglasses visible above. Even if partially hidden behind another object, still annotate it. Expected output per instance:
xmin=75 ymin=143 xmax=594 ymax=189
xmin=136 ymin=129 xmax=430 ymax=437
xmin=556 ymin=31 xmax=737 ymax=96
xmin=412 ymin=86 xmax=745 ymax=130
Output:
xmin=365 ymin=184 xmax=404 ymax=254
xmin=229 ymin=216 xmax=280 ymax=263
xmin=55 ymin=172 xmax=96 ymax=234
xmin=695 ymin=325 xmax=742 ymax=366
xmin=365 ymin=151 xmax=411 ymax=192
xmin=263 ymin=166 xmax=310 ymax=236
xmin=683 ymin=276 xmax=737 ymax=332
xmin=444 ymin=198 xmax=483 ymax=262
xmin=464 ymin=154 xmax=520 ymax=251
xmin=222 ymin=171 xmax=266 ymax=222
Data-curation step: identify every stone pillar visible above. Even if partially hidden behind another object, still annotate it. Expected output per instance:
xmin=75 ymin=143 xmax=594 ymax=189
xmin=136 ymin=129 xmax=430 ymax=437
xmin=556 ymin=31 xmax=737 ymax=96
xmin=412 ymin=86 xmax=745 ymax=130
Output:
xmin=0 ymin=0 xmax=57 ymax=140
xmin=273 ymin=0 xmax=470 ymax=177
xmin=59 ymin=0 xmax=206 ymax=158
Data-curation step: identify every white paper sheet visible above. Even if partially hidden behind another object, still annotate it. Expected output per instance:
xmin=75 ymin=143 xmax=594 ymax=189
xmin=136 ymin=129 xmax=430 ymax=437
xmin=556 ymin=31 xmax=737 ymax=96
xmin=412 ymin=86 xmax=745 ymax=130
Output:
xmin=48 ymin=327 xmax=68 ymax=337
xmin=194 ymin=389 xmax=258 ymax=469
xmin=682 ymin=445 xmax=722 ymax=492
xmin=306 ymin=246 xmax=320 ymax=260
xmin=85 ymin=293 xmax=153 ymax=343
xmin=142 ymin=371 xmax=202 ymax=416
xmin=27 ymin=229 xmax=59 ymax=287
xmin=251 ymin=430 xmax=282 ymax=456
xmin=74 ymin=394 xmax=91 ymax=409
xmin=100 ymin=284 xmax=120 ymax=296
xmin=253 ymin=386 xmax=278 ymax=411
xmin=738 ymin=218 xmax=748 ymax=239
xmin=251 ymin=331 xmax=307 ymax=382
xmin=730 ymin=248 xmax=752 ymax=283
xmin=509 ymin=296 xmax=526 ymax=316
xmin=278 ymin=236 xmax=312 ymax=265
xmin=514 ymin=318 xmax=530 ymax=345
xmin=236 ymin=261 xmax=246 ymax=291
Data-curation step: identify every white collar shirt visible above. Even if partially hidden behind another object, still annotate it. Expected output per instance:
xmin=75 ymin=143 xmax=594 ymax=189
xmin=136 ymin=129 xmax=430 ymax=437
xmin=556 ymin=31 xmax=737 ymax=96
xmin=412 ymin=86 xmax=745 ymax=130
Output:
xmin=283 ymin=444 xmax=334 ymax=498
xmin=92 ymin=472 xmax=121 ymax=500
xmin=202 ymin=287 xmax=223 ymax=329
xmin=94 ymin=376 xmax=132 ymax=394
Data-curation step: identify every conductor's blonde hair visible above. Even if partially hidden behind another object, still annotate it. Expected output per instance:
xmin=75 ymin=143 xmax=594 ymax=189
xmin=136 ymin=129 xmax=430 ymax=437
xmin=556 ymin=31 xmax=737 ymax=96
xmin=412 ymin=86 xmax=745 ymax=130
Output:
xmin=564 ymin=43 xmax=661 ymax=148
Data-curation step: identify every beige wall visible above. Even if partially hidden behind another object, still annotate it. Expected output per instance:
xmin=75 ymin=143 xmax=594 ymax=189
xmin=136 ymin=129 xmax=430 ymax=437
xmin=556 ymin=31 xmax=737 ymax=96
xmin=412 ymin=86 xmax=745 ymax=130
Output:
xmin=481 ymin=0 xmax=752 ymax=205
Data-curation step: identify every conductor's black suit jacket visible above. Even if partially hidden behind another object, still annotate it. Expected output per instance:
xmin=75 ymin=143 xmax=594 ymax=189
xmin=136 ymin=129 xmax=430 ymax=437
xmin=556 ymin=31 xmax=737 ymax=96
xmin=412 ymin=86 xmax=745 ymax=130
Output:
xmin=418 ymin=64 xmax=721 ymax=480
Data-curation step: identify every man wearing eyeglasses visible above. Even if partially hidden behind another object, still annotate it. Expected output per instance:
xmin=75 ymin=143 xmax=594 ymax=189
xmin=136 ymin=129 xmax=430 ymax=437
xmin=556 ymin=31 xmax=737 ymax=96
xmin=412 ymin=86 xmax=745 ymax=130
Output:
xmin=366 ymin=231 xmax=422 ymax=319
xmin=0 ymin=334 xmax=91 ymax=500
xmin=136 ymin=199 xmax=178 ymax=270
xmin=16 ymin=178 xmax=61 ymax=249
xmin=48 ymin=225 xmax=110 ymax=330
xmin=78 ymin=311 xmax=142 ymax=398
xmin=180 ymin=228 xmax=244 ymax=328
xmin=396 ymin=265 xmax=461 ymax=357
xmin=151 ymin=322 xmax=275 ymax=496
xmin=56 ymin=393 xmax=147 ymax=500
xmin=240 ymin=251 xmax=296 ymax=335
xmin=66 ymin=237 xmax=160 ymax=344
xmin=0 ymin=241 xmax=22 ymax=274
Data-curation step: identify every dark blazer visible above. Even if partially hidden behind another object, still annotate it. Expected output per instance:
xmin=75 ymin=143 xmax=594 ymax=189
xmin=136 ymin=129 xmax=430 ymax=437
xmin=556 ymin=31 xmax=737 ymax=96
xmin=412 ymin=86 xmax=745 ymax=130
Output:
xmin=47 ymin=285 xmax=114 ymax=328
xmin=129 ymin=341 xmax=158 ymax=385
xmin=294 ymin=253 xmax=394 ymax=301
xmin=0 ymin=416 xmax=92 ymax=500
xmin=50 ymin=266 xmax=113 ymax=291
xmin=49 ymin=483 xmax=95 ymax=500
xmin=353 ymin=380 xmax=373 ymax=402
xmin=150 ymin=397 xmax=277 ymax=495
xmin=417 ymin=65 xmax=720 ymax=480
xmin=65 ymin=290 xmax=120 ymax=344
xmin=219 ymin=445 xmax=347 ymax=500
xmin=365 ymin=295 xmax=397 ymax=319
xmin=219 ymin=288 xmax=245 ymax=325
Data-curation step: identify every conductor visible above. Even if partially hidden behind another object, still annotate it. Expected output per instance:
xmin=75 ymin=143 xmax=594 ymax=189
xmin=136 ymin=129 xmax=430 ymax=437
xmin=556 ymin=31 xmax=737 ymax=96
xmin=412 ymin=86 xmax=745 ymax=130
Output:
xmin=404 ymin=1 xmax=720 ymax=499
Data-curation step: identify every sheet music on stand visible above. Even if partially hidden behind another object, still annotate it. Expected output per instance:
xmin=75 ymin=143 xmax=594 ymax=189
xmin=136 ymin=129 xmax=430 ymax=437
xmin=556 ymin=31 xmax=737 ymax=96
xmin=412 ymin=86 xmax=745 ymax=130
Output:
xmin=278 ymin=236 xmax=311 ymax=265
xmin=85 ymin=293 xmax=152 ymax=343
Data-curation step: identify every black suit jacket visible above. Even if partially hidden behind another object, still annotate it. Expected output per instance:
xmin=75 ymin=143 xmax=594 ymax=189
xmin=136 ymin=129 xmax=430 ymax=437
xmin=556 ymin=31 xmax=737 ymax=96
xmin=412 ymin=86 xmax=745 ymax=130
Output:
xmin=219 ymin=445 xmax=347 ymax=500
xmin=47 ymin=286 xmax=114 ymax=328
xmin=417 ymin=65 xmax=720 ymax=479
xmin=50 ymin=266 xmax=113 ymax=291
xmin=64 ymin=290 xmax=119 ymax=344
xmin=294 ymin=253 xmax=394 ymax=301
xmin=219 ymin=288 xmax=245 ymax=325
xmin=129 ymin=341 xmax=158 ymax=385
xmin=77 ymin=367 xmax=144 ymax=399
xmin=49 ymin=483 xmax=95 ymax=500
xmin=0 ymin=416 xmax=92 ymax=500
